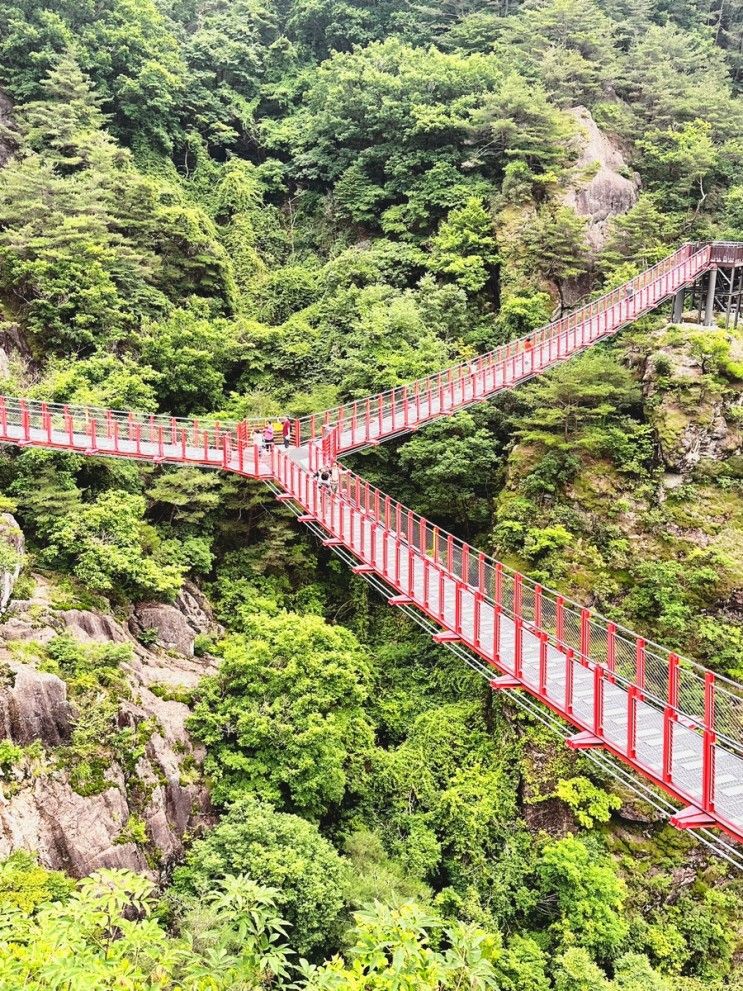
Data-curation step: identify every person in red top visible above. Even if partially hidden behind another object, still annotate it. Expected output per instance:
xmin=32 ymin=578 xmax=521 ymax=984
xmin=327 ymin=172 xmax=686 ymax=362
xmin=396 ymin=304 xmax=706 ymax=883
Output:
xmin=282 ymin=417 xmax=292 ymax=449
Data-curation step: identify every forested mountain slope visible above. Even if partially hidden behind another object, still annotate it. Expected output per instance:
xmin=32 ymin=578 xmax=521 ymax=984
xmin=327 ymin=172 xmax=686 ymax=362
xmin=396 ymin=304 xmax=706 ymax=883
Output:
xmin=0 ymin=0 xmax=743 ymax=988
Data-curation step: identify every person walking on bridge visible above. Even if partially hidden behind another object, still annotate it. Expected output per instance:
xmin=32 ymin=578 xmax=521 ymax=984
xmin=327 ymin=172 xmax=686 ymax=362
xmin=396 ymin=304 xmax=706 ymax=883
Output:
xmin=282 ymin=417 xmax=292 ymax=449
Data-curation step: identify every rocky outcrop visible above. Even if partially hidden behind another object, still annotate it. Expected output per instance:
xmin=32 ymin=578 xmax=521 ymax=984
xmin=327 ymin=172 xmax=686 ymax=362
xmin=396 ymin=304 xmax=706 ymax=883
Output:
xmin=0 ymin=514 xmax=23 ymax=613
xmin=0 ymin=780 xmax=149 ymax=876
xmin=0 ymin=664 xmax=73 ymax=746
xmin=130 ymin=581 xmax=221 ymax=656
xmin=563 ymin=106 xmax=640 ymax=254
xmin=0 ymin=564 xmax=221 ymax=879
xmin=641 ymin=325 xmax=743 ymax=474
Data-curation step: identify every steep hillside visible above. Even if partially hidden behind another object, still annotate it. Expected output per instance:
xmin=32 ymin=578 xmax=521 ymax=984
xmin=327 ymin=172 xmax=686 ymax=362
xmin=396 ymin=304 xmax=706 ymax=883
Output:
xmin=0 ymin=0 xmax=742 ymax=988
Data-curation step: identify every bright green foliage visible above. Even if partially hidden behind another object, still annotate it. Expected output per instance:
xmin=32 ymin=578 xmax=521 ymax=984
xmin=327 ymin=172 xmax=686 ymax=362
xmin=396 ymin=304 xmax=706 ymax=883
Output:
xmin=43 ymin=490 xmax=184 ymax=599
xmin=601 ymin=196 xmax=678 ymax=273
xmin=0 ymin=866 xmax=295 ymax=989
xmin=0 ymin=851 xmax=73 ymax=913
xmin=516 ymin=206 xmax=590 ymax=307
xmin=555 ymin=777 xmax=622 ymax=829
xmin=173 ymin=794 xmax=347 ymax=957
xmin=429 ymin=198 xmax=499 ymax=294
xmin=189 ymin=612 xmax=375 ymax=814
xmin=299 ymin=900 xmax=499 ymax=990
xmin=396 ymin=411 xmax=501 ymax=537
xmin=536 ymin=837 xmax=629 ymax=958
xmin=0 ymin=0 xmax=187 ymax=149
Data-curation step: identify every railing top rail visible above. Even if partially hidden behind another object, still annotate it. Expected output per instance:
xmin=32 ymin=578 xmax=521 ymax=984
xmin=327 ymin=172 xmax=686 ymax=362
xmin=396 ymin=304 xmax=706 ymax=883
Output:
xmin=294 ymin=241 xmax=721 ymax=431
xmin=326 ymin=442 xmax=743 ymax=702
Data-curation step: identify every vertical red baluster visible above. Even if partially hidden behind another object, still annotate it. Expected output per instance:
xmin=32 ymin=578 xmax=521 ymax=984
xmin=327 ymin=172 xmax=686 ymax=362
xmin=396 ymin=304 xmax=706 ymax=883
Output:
xmin=365 ymin=398 xmax=371 ymax=442
xmin=88 ymin=416 xmax=97 ymax=452
xmin=0 ymin=397 xmax=6 ymax=438
xmin=461 ymin=544 xmax=469 ymax=587
xmin=455 ymin=582 xmax=462 ymax=635
xmin=473 ymin=592 xmax=481 ymax=649
xmin=113 ymin=420 xmax=120 ymax=453
xmin=662 ymin=653 xmax=679 ymax=784
xmin=627 ymin=686 xmax=638 ymax=759
xmin=493 ymin=601 xmax=501 ymax=664
xmin=593 ymin=664 xmax=604 ymax=737
xmin=181 ymin=430 xmax=188 ymax=463
xmin=20 ymin=400 xmax=29 ymax=441
xmin=446 ymin=534 xmax=454 ymax=573
xmin=514 ymin=618 xmax=523 ymax=678
xmin=170 ymin=417 xmax=177 ymax=446
xmin=495 ymin=562 xmax=503 ymax=609
xmin=556 ymin=596 xmax=565 ymax=644
xmin=478 ymin=552 xmax=485 ymax=595
xmin=702 ymin=672 xmax=716 ymax=813
xmin=539 ymin=633 xmax=548 ymax=695
xmin=423 ymin=558 xmax=430 ymax=610
xmin=135 ymin=423 xmax=142 ymax=456
xmin=377 ymin=395 xmax=383 ymax=436
xmin=635 ymin=638 xmax=646 ymax=698
xmin=159 ymin=426 xmax=165 ymax=460
xmin=222 ymin=434 xmax=229 ymax=468
xmin=415 ymin=381 xmax=421 ymax=422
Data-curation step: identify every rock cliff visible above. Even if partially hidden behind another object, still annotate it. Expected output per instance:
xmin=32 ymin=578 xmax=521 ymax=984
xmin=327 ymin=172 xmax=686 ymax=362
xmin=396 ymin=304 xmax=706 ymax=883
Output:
xmin=563 ymin=106 xmax=640 ymax=254
xmin=0 ymin=563 xmax=221 ymax=879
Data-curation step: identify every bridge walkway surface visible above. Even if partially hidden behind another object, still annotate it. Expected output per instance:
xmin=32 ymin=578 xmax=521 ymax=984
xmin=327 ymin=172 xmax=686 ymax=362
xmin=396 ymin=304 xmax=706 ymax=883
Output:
xmin=1 ymin=241 xmax=743 ymax=859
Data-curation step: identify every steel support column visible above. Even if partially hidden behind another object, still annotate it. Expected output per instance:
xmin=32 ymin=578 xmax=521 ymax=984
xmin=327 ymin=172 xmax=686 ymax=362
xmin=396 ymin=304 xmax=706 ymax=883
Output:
xmin=704 ymin=267 xmax=718 ymax=326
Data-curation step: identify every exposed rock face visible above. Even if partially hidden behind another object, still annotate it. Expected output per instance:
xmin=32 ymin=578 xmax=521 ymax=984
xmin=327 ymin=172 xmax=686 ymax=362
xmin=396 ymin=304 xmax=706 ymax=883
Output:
xmin=0 ymin=562 xmax=220 ymax=879
xmin=642 ymin=325 xmax=743 ymax=474
xmin=0 ymin=514 xmax=23 ymax=612
xmin=130 ymin=581 xmax=221 ymax=656
xmin=0 ymin=781 xmax=149 ymax=876
xmin=0 ymin=664 xmax=73 ymax=746
xmin=563 ymin=106 xmax=640 ymax=254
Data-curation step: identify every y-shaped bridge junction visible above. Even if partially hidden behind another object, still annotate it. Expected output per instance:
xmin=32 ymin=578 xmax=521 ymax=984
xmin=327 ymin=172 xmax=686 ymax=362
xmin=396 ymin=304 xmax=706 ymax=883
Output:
xmin=3 ymin=242 xmax=743 ymax=863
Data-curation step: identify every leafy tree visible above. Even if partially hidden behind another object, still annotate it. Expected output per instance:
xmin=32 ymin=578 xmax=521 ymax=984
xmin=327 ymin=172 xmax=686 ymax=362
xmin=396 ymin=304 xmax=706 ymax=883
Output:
xmin=536 ymin=836 xmax=629 ymax=959
xmin=637 ymin=120 xmax=719 ymax=215
xmin=0 ymin=0 xmax=187 ymax=149
xmin=44 ymin=489 xmax=184 ymax=599
xmin=300 ymin=900 xmax=499 ymax=990
xmin=189 ymin=612 xmax=376 ymax=815
xmin=172 ymin=794 xmax=348 ymax=957
xmin=601 ymin=196 xmax=677 ymax=272
xmin=396 ymin=411 xmax=501 ymax=537
xmin=429 ymin=197 xmax=499 ymax=294
xmin=516 ymin=206 xmax=589 ymax=309
xmin=0 ymin=865 xmax=295 ymax=989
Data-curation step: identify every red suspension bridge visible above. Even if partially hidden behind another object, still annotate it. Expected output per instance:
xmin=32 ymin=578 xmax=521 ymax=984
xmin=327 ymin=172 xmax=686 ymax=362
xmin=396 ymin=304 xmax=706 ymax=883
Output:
xmin=3 ymin=241 xmax=743 ymax=858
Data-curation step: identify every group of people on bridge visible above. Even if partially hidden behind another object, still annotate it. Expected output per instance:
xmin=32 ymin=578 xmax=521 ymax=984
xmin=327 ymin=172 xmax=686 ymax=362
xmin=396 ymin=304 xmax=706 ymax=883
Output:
xmin=252 ymin=418 xmax=292 ymax=452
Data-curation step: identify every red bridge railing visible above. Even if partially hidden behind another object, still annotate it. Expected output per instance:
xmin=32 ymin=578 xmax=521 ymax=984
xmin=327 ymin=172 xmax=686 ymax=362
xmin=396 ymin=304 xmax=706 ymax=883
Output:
xmin=271 ymin=447 xmax=743 ymax=843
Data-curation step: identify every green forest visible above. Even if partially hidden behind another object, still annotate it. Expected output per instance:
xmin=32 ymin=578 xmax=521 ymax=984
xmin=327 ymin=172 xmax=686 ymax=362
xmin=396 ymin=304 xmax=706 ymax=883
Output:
xmin=0 ymin=0 xmax=743 ymax=988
